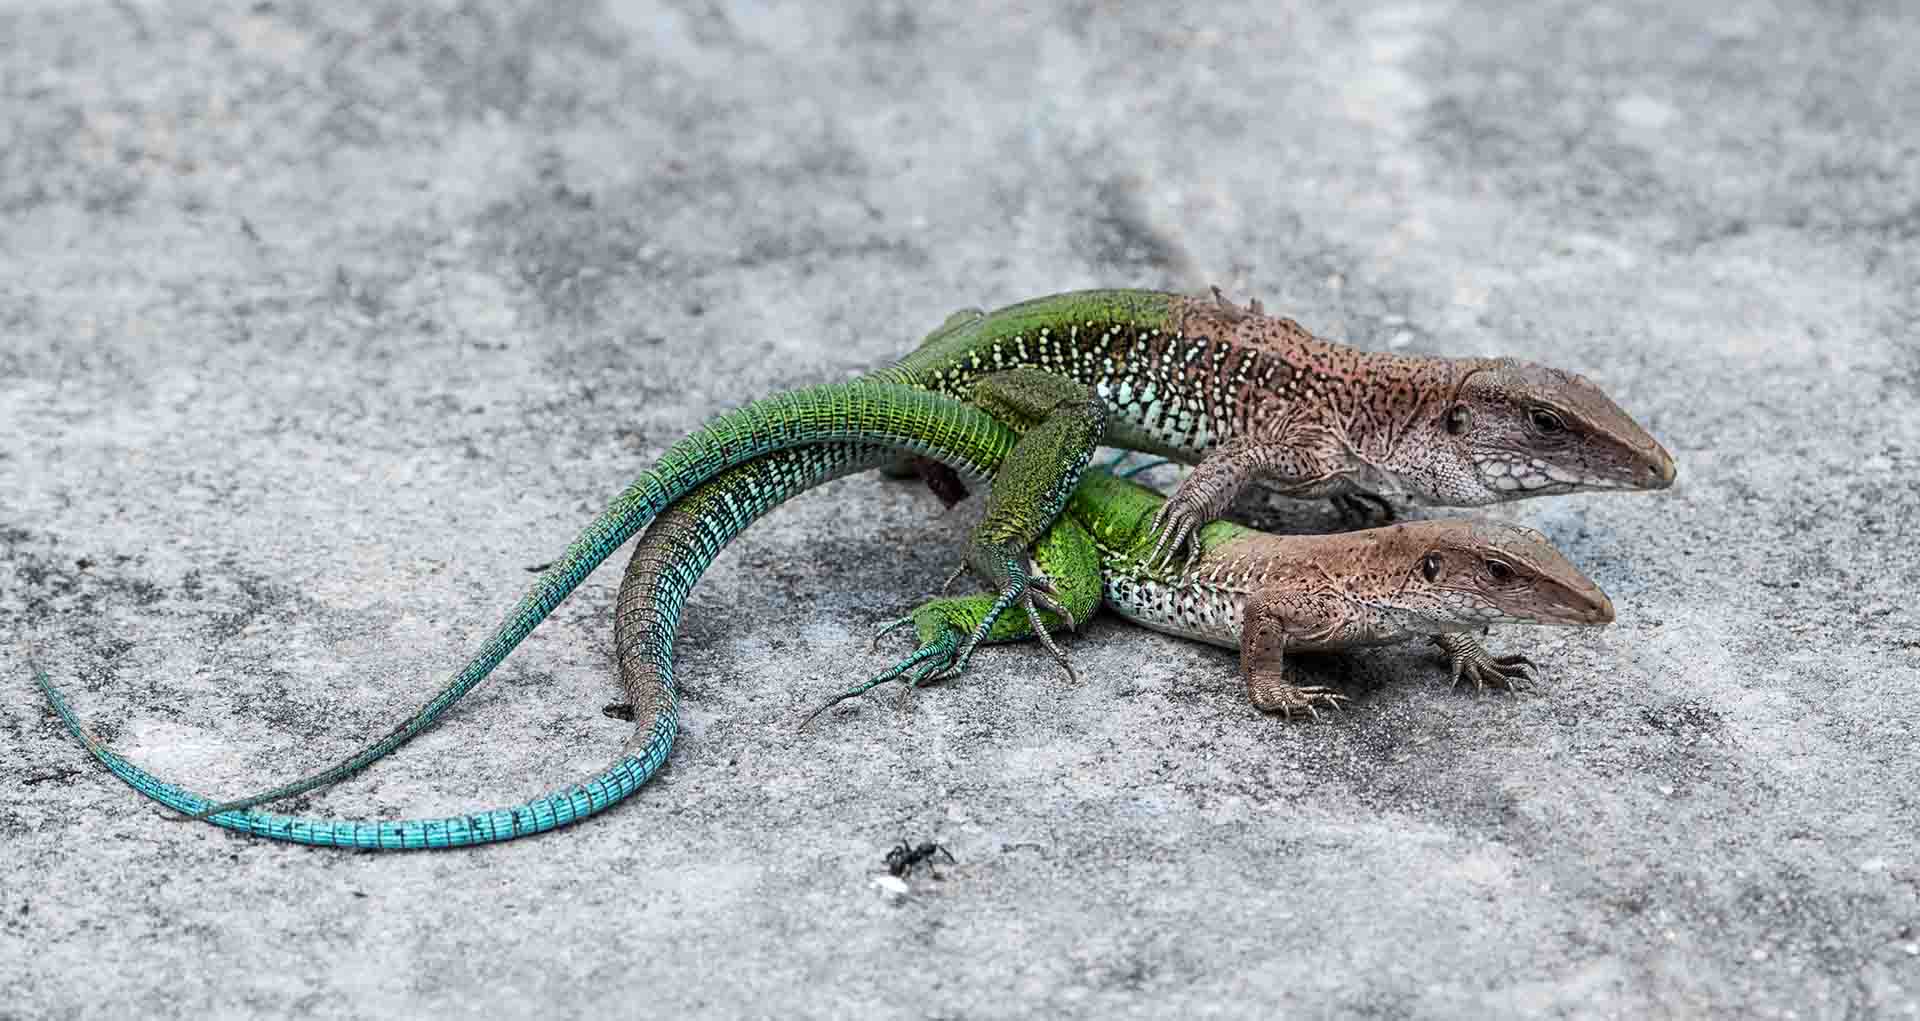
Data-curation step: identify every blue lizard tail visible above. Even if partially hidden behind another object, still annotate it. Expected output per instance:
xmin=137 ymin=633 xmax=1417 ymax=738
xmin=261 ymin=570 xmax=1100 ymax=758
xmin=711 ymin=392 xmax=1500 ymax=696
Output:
xmin=36 ymin=665 xmax=675 ymax=849
xmin=33 ymin=441 xmax=902 ymax=848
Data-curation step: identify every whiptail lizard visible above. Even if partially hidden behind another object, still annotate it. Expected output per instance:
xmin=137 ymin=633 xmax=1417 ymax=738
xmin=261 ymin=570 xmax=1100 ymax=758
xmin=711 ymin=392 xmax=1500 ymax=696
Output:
xmin=37 ymin=287 xmax=1673 ymax=820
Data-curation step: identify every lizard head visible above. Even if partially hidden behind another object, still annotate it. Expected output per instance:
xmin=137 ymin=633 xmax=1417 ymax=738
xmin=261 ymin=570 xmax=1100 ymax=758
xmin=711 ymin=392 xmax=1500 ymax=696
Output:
xmin=1427 ymin=358 xmax=1675 ymax=505
xmin=1391 ymin=519 xmax=1614 ymax=629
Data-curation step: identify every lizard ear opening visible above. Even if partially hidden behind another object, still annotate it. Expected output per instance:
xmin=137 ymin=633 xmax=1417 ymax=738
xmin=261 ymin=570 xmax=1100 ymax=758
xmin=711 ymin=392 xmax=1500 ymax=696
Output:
xmin=1421 ymin=553 xmax=1443 ymax=582
xmin=1445 ymin=405 xmax=1472 ymax=435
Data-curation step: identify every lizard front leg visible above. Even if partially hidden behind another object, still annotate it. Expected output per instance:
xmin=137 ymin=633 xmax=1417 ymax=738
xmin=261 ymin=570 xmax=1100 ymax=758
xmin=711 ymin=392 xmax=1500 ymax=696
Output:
xmin=1431 ymin=632 xmax=1536 ymax=692
xmin=1240 ymin=594 xmax=1352 ymax=720
xmin=1149 ymin=428 xmax=1346 ymax=568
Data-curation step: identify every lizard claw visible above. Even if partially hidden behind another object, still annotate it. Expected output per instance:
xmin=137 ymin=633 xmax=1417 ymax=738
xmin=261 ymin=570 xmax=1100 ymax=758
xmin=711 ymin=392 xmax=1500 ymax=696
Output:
xmin=803 ymin=624 xmax=959 ymax=728
xmin=1020 ymin=584 xmax=1080 ymax=685
xmin=1245 ymin=672 xmax=1352 ymax=719
xmin=1146 ymin=498 xmax=1203 ymax=573
xmin=1024 ymin=572 xmax=1078 ymax=633
xmin=937 ymin=565 xmax=1080 ymax=685
xmin=1433 ymin=634 xmax=1538 ymax=693
xmin=808 ymin=567 xmax=1086 ymax=725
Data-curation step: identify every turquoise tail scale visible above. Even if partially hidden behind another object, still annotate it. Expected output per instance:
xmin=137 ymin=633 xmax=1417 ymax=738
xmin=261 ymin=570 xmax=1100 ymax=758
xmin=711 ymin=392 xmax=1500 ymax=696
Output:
xmin=33 ymin=442 xmax=903 ymax=849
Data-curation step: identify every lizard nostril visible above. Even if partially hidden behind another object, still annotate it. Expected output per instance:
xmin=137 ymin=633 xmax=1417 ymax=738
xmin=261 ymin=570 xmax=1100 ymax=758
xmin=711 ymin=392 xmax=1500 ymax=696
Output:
xmin=1646 ymin=450 xmax=1676 ymax=486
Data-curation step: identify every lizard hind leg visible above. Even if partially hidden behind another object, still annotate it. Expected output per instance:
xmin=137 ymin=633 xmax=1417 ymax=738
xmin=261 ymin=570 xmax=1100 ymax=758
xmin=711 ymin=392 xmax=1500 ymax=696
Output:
xmin=1147 ymin=432 xmax=1342 ymax=570
xmin=944 ymin=516 xmax=1103 ymax=683
xmin=945 ymin=567 xmax=1080 ymax=684
xmin=942 ymin=370 xmax=1106 ymax=676
xmin=940 ymin=546 xmax=1062 ymax=680
xmin=801 ymin=621 xmax=957 ymax=728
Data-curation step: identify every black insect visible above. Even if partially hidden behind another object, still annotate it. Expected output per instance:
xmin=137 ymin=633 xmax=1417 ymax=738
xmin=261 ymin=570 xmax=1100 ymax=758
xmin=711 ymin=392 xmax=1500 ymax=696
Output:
xmin=885 ymin=838 xmax=956 ymax=878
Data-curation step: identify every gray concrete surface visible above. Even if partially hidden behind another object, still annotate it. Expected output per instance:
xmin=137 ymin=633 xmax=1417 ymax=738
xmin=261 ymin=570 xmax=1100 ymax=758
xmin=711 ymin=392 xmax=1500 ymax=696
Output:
xmin=3 ymin=1 xmax=1917 ymax=1017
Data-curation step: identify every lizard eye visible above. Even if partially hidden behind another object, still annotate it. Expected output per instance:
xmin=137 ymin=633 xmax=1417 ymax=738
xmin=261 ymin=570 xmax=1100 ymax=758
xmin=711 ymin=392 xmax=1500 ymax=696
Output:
xmin=1445 ymin=405 xmax=1472 ymax=435
xmin=1421 ymin=553 xmax=1442 ymax=581
xmin=1485 ymin=558 xmax=1514 ymax=582
xmin=1528 ymin=407 xmax=1566 ymax=434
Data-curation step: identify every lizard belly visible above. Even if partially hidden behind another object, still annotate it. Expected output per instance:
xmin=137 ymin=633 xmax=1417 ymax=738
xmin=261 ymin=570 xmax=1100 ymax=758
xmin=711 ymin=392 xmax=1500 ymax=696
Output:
xmin=1100 ymin=573 xmax=1244 ymax=650
xmin=1094 ymin=378 xmax=1226 ymax=461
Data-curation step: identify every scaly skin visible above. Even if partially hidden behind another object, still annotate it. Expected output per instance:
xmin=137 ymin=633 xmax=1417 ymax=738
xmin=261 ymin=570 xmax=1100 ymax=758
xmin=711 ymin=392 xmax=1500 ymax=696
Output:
xmin=231 ymin=286 xmax=1677 ymax=810
xmin=50 ymin=287 xmax=1672 ymax=818
xmin=34 ymin=452 xmax=1606 ymax=849
xmin=873 ymin=288 xmax=1676 ymax=564
xmin=823 ymin=467 xmax=1616 ymax=719
xmin=32 ymin=445 xmax=895 ymax=848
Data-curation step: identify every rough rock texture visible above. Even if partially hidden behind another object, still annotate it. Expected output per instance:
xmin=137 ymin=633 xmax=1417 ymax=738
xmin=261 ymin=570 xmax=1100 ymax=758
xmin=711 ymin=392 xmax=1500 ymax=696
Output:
xmin=4 ymin=2 xmax=1916 ymax=1017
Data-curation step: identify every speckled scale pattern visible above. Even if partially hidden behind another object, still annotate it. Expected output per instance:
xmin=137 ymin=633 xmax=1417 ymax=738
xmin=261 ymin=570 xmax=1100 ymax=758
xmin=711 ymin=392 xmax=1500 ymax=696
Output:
xmin=966 ymin=471 xmax=1605 ymax=659
xmin=196 ymin=288 xmax=1650 ymax=818
xmin=879 ymin=289 xmax=1459 ymax=480
xmin=52 ymin=289 xmax=1649 ymax=838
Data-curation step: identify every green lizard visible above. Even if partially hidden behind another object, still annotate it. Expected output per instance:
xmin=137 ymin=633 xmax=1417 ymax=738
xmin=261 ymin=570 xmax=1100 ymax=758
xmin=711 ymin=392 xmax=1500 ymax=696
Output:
xmin=52 ymin=287 xmax=1674 ymax=818
xmin=37 ymin=451 xmax=1611 ymax=849
xmin=803 ymin=460 xmax=1610 ymax=722
xmin=875 ymin=288 xmax=1675 ymax=567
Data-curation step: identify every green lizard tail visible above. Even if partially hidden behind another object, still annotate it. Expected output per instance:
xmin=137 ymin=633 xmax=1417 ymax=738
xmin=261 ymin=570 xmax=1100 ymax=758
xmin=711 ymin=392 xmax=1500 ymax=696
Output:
xmin=33 ymin=443 xmax=898 ymax=849
xmin=44 ymin=382 xmax=1023 ymax=820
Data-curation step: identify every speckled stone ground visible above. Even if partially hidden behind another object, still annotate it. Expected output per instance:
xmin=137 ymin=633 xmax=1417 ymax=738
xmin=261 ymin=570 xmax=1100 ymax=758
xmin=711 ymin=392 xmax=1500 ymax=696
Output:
xmin=4 ymin=2 xmax=1916 ymax=1018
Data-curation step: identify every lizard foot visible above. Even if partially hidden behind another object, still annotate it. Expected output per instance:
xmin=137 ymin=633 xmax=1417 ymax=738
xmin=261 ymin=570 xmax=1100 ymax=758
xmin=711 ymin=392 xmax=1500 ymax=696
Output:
xmin=1432 ymin=633 xmax=1536 ymax=693
xmin=1145 ymin=494 xmax=1208 ymax=573
xmin=802 ymin=622 xmax=960 ymax=728
xmin=941 ymin=570 xmax=1079 ymax=683
xmin=1245 ymin=671 xmax=1351 ymax=720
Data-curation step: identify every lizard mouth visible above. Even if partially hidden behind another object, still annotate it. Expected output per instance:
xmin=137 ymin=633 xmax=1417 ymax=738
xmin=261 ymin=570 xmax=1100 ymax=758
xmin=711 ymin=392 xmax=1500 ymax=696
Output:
xmin=1476 ymin=458 xmax=1651 ymax=496
xmin=1536 ymin=585 xmax=1615 ymax=627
